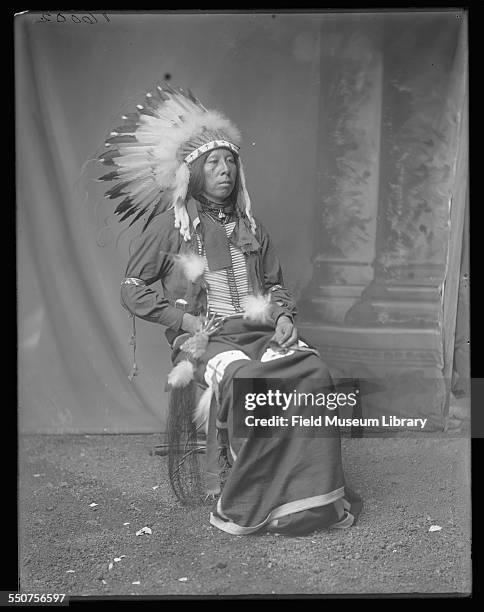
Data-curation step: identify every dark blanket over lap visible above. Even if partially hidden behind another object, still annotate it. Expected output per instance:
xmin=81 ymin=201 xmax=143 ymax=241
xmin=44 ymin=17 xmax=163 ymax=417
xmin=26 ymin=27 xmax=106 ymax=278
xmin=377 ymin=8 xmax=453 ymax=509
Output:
xmin=217 ymin=353 xmax=345 ymax=532
xmin=188 ymin=318 xmax=353 ymax=534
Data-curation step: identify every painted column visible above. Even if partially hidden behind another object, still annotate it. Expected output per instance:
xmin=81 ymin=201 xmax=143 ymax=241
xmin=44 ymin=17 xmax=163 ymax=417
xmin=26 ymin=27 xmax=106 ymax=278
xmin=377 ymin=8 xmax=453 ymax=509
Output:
xmin=345 ymin=14 xmax=465 ymax=330
xmin=301 ymin=17 xmax=382 ymax=325
xmin=299 ymin=13 xmax=467 ymax=430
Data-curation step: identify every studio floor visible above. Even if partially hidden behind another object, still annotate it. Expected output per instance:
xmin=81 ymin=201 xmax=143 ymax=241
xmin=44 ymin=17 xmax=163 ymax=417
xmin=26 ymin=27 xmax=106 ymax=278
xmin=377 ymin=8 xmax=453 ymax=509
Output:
xmin=18 ymin=420 xmax=471 ymax=597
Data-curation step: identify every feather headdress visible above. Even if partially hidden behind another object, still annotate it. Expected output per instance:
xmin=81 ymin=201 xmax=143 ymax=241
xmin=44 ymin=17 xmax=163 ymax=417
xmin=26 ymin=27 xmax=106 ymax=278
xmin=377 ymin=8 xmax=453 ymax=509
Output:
xmin=98 ymin=83 xmax=256 ymax=238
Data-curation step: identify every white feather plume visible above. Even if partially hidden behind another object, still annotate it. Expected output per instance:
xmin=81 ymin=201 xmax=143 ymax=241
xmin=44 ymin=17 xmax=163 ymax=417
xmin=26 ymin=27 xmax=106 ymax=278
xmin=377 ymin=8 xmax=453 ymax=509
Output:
xmin=167 ymin=359 xmax=195 ymax=388
xmin=193 ymin=385 xmax=212 ymax=434
xmin=242 ymin=293 xmax=272 ymax=323
xmin=176 ymin=251 xmax=206 ymax=282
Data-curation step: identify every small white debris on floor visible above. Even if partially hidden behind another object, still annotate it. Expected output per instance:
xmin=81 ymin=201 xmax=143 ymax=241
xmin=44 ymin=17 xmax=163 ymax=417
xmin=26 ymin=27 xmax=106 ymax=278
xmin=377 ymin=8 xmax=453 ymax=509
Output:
xmin=135 ymin=526 xmax=152 ymax=536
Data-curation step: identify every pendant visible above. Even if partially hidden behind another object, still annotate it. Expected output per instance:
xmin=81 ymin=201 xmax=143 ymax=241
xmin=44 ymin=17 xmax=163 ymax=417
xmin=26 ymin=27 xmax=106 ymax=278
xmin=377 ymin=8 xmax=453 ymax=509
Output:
xmin=218 ymin=209 xmax=225 ymax=219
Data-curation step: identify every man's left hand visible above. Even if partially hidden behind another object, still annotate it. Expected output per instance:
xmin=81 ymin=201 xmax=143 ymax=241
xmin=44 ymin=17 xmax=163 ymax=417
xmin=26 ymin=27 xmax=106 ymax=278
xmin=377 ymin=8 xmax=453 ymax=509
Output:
xmin=270 ymin=315 xmax=298 ymax=349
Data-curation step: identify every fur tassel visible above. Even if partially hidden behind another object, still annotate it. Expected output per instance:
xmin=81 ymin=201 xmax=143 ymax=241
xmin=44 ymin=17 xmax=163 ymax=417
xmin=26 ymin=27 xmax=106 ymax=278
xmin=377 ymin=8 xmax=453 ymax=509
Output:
xmin=172 ymin=163 xmax=191 ymax=241
xmin=172 ymin=162 xmax=190 ymax=205
xmin=242 ymin=293 xmax=272 ymax=323
xmin=193 ymin=385 xmax=212 ymax=434
xmin=174 ymin=203 xmax=191 ymax=241
xmin=167 ymin=359 xmax=195 ymax=388
xmin=239 ymin=161 xmax=257 ymax=234
xmin=176 ymin=251 xmax=206 ymax=282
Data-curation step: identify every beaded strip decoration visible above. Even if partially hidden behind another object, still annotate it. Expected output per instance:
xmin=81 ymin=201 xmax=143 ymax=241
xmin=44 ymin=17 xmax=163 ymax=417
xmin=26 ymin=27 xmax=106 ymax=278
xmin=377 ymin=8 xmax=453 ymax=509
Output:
xmin=184 ymin=140 xmax=240 ymax=165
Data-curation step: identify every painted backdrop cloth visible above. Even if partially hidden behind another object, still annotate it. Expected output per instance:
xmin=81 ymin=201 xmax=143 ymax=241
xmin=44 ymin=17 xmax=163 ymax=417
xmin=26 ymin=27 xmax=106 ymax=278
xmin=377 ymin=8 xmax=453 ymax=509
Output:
xmin=17 ymin=14 xmax=467 ymax=433
xmin=173 ymin=317 xmax=362 ymax=535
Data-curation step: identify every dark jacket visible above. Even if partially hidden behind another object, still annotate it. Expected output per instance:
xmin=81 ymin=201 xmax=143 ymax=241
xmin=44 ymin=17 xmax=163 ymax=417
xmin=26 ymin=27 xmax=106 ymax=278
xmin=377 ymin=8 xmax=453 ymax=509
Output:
xmin=120 ymin=197 xmax=297 ymax=345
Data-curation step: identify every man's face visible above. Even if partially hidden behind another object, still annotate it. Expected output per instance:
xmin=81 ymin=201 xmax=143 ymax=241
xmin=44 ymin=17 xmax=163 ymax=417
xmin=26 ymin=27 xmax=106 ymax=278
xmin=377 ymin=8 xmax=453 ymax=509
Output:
xmin=201 ymin=148 xmax=237 ymax=204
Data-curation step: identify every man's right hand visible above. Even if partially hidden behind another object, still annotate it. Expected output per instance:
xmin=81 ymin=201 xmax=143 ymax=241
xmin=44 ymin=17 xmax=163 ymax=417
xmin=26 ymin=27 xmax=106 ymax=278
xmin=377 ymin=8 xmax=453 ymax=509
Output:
xmin=181 ymin=313 xmax=203 ymax=334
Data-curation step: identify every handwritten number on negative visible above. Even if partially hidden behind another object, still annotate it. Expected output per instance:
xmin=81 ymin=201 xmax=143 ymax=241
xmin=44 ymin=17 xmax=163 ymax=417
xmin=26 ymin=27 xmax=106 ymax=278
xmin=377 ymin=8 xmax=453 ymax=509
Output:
xmin=36 ymin=12 xmax=110 ymax=24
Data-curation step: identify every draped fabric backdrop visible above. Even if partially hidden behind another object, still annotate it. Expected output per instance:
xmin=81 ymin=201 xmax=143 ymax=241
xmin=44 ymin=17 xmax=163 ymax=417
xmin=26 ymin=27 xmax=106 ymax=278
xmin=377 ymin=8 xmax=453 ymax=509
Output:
xmin=16 ymin=11 xmax=468 ymax=433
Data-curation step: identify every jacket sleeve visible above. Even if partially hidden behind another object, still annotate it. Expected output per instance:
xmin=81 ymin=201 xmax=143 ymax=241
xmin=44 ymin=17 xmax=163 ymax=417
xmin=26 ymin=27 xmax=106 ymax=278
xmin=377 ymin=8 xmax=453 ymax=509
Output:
xmin=257 ymin=220 xmax=298 ymax=326
xmin=120 ymin=218 xmax=184 ymax=331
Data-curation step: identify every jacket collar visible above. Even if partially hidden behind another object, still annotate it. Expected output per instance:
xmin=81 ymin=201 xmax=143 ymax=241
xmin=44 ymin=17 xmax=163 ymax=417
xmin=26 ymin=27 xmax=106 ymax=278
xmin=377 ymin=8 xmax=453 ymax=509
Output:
xmin=185 ymin=196 xmax=260 ymax=254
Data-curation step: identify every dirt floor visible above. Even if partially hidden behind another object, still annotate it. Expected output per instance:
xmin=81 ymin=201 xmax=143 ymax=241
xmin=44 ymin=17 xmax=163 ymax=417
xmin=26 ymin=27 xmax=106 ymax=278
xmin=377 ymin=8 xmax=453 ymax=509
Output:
xmin=18 ymin=411 xmax=471 ymax=598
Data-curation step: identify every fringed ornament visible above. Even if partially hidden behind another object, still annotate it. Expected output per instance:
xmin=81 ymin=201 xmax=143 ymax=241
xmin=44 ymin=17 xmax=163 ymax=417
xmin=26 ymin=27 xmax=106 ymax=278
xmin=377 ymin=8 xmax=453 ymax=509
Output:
xmin=167 ymin=380 xmax=204 ymax=505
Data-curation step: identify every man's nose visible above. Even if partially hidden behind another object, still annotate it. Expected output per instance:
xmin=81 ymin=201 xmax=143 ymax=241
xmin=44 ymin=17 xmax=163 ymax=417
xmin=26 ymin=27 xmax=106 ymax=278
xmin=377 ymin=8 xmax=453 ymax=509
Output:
xmin=218 ymin=160 xmax=230 ymax=174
